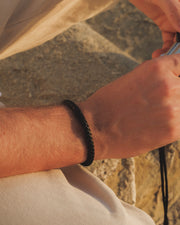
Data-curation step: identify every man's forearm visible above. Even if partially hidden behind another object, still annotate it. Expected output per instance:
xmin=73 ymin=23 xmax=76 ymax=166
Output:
xmin=0 ymin=106 xmax=101 ymax=178
xmin=2 ymin=53 xmax=180 ymax=178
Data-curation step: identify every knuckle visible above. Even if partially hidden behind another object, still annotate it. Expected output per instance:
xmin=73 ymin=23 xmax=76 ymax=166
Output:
xmin=169 ymin=105 xmax=178 ymax=117
xmin=172 ymin=56 xmax=179 ymax=67
xmin=150 ymin=59 xmax=165 ymax=74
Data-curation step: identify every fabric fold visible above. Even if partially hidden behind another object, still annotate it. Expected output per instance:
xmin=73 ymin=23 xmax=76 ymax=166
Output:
xmin=0 ymin=0 xmax=116 ymax=60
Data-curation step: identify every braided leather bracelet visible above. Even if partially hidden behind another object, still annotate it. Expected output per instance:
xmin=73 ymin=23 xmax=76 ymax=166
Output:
xmin=62 ymin=100 xmax=95 ymax=166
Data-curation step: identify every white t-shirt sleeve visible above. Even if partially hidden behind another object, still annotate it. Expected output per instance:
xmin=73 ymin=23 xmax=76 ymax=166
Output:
xmin=0 ymin=0 xmax=117 ymax=59
xmin=0 ymin=165 xmax=155 ymax=225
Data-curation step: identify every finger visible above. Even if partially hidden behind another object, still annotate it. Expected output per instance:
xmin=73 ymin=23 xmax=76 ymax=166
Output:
xmin=152 ymin=48 xmax=169 ymax=58
xmin=160 ymin=54 xmax=180 ymax=77
xmin=162 ymin=31 xmax=175 ymax=49
xmin=152 ymin=32 xmax=175 ymax=58
xmin=160 ymin=0 xmax=180 ymax=32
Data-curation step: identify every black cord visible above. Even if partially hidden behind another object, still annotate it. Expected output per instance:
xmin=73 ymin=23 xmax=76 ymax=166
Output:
xmin=159 ymin=147 xmax=169 ymax=225
xmin=63 ymin=100 xmax=95 ymax=166
xmin=176 ymin=32 xmax=180 ymax=42
xmin=158 ymin=32 xmax=180 ymax=225
xmin=156 ymin=33 xmax=180 ymax=225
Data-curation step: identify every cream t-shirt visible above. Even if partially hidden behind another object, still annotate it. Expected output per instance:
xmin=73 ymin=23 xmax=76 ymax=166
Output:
xmin=0 ymin=0 xmax=117 ymax=60
xmin=0 ymin=1 xmax=155 ymax=224
xmin=0 ymin=165 xmax=155 ymax=225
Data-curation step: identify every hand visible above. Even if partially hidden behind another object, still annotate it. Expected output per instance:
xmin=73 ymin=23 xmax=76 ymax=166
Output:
xmin=80 ymin=54 xmax=180 ymax=159
xmin=129 ymin=0 xmax=180 ymax=57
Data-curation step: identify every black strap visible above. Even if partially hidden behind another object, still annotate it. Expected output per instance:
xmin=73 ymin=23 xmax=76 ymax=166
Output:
xmin=63 ymin=100 xmax=95 ymax=166
xmin=176 ymin=32 xmax=180 ymax=42
xmin=159 ymin=147 xmax=169 ymax=225
xmin=156 ymin=32 xmax=180 ymax=225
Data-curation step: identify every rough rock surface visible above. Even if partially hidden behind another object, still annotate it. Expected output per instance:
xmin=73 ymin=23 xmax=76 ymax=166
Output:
xmin=0 ymin=1 xmax=179 ymax=225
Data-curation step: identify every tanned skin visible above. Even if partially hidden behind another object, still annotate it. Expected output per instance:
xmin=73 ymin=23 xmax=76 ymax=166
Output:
xmin=1 ymin=0 xmax=180 ymax=178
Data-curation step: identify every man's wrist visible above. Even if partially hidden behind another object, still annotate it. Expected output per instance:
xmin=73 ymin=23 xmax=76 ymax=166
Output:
xmin=78 ymin=101 xmax=108 ymax=161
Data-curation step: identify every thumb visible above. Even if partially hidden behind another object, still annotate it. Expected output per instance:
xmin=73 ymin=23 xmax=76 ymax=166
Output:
xmin=152 ymin=48 xmax=169 ymax=58
xmin=152 ymin=32 xmax=175 ymax=58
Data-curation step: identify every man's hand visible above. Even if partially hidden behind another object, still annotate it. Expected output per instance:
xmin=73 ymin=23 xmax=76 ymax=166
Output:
xmin=129 ymin=0 xmax=180 ymax=57
xmin=80 ymin=54 xmax=180 ymax=159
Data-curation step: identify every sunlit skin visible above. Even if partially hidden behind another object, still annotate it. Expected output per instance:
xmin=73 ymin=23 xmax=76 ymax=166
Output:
xmin=81 ymin=54 xmax=180 ymax=159
xmin=129 ymin=0 xmax=180 ymax=57
xmin=1 ymin=0 xmax=180 ymax=178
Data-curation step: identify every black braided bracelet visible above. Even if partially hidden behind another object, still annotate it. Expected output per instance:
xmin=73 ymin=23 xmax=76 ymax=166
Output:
xmin=62 ymin=100 xmax=95 ymax=166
